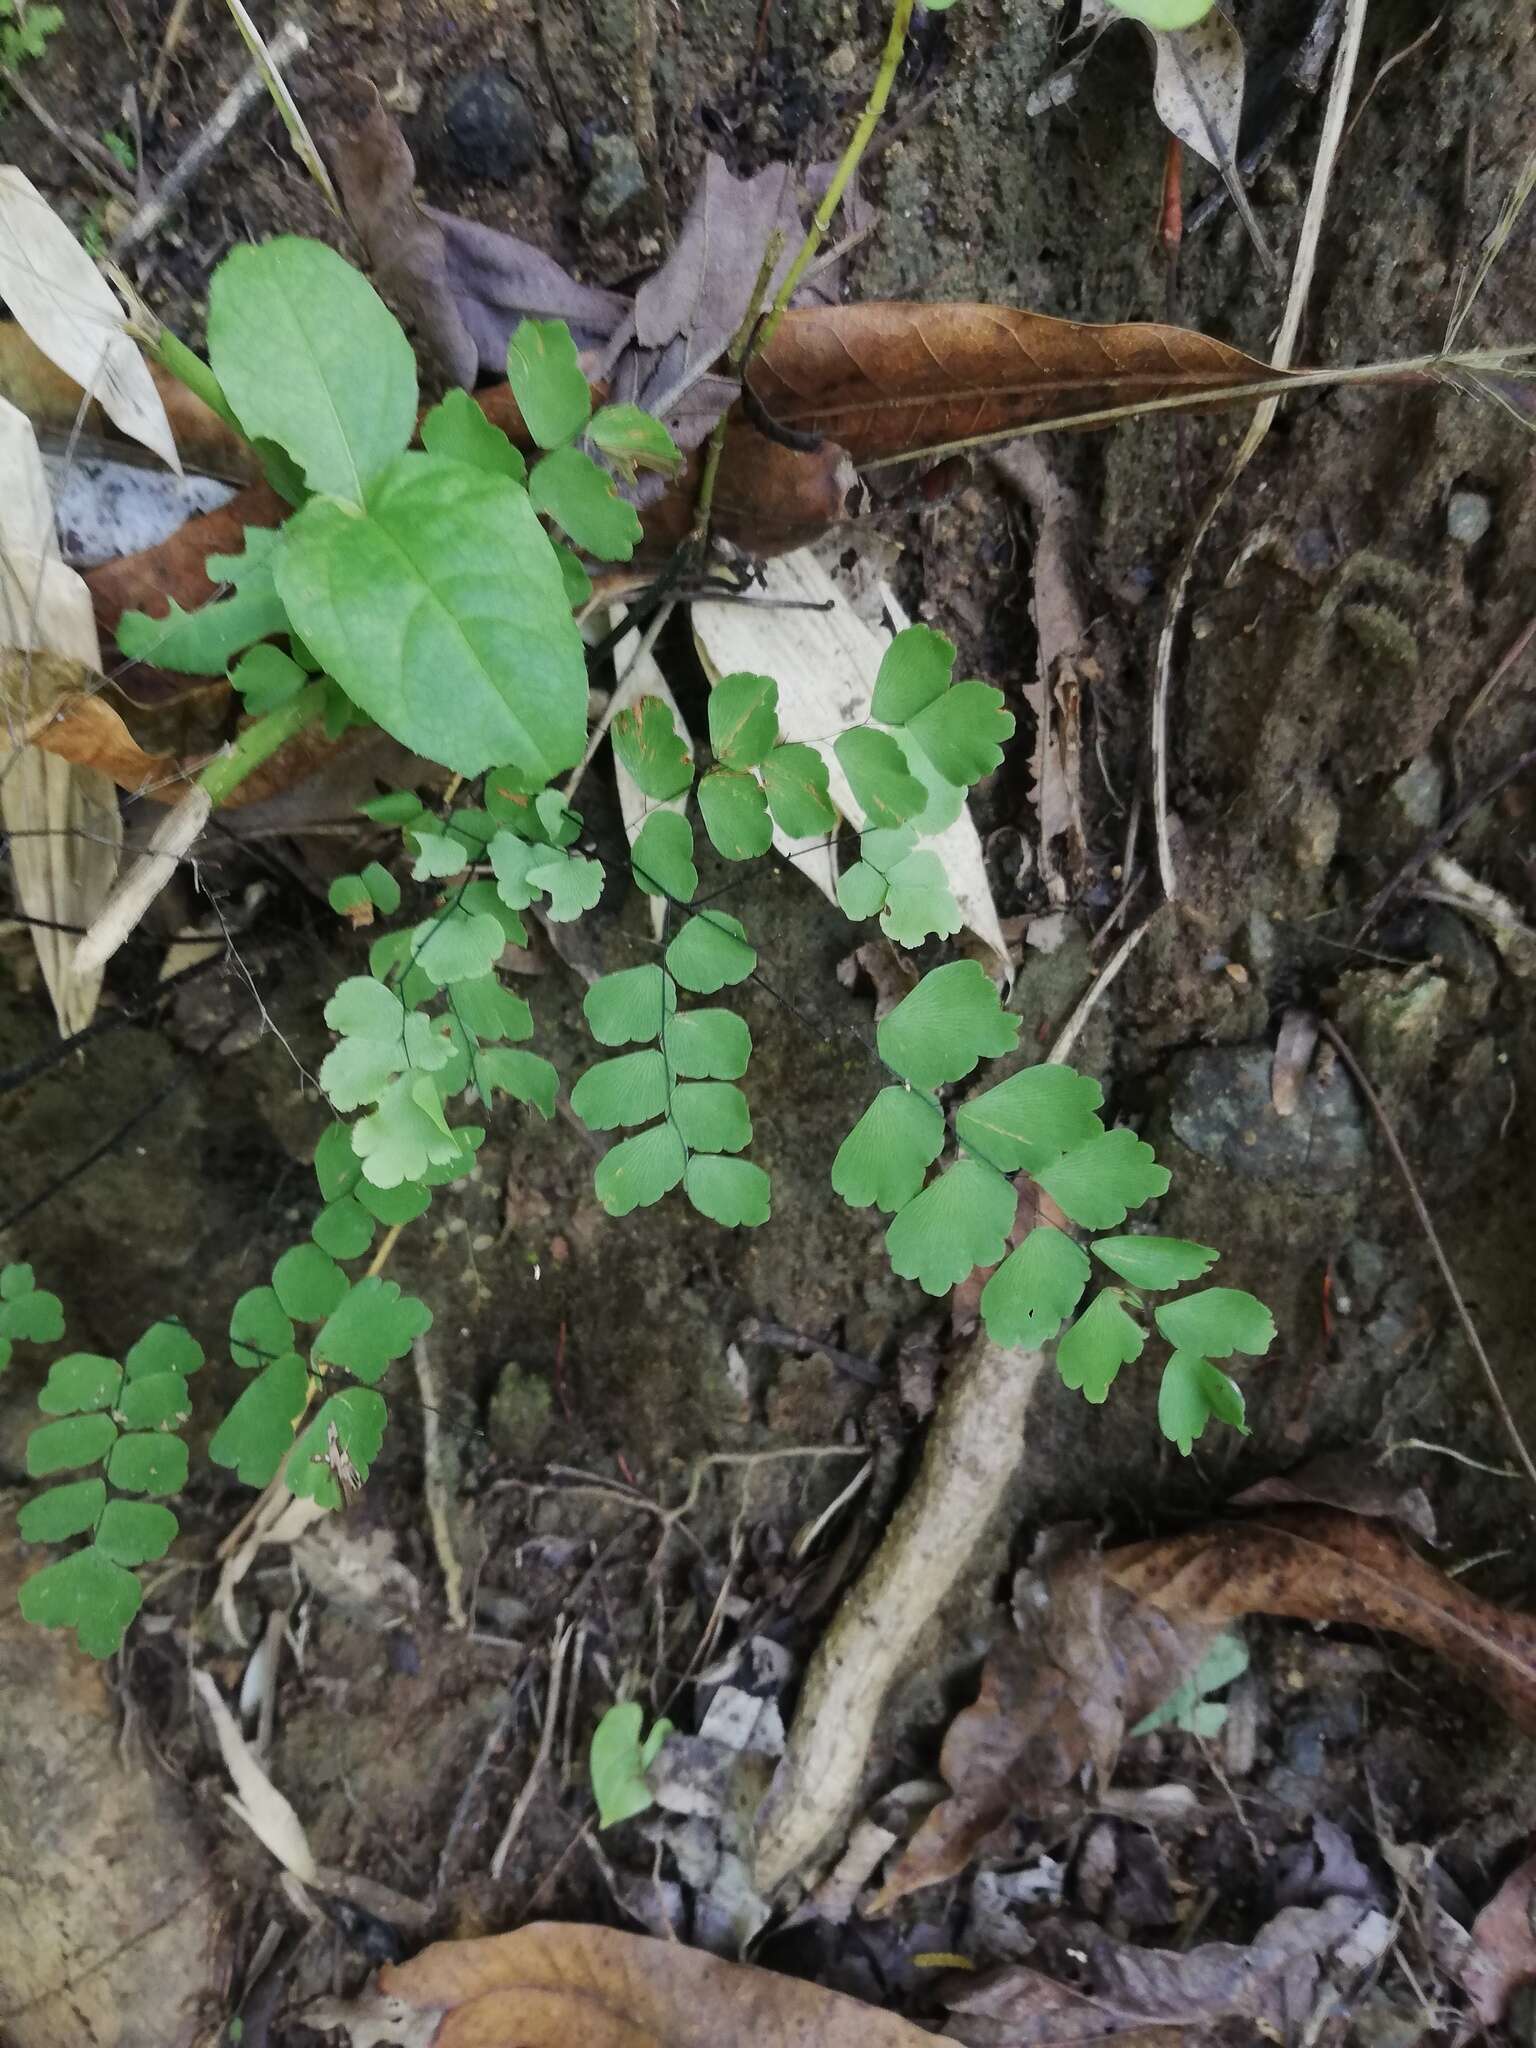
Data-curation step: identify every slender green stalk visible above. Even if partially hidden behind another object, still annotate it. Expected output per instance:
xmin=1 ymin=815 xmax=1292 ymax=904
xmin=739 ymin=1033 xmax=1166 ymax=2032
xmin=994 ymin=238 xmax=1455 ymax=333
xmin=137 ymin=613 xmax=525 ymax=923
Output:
xmin=197 ymin=680 xmax=329 ymax=807
xmin=150 ymin=328 xmax=245 ymax=437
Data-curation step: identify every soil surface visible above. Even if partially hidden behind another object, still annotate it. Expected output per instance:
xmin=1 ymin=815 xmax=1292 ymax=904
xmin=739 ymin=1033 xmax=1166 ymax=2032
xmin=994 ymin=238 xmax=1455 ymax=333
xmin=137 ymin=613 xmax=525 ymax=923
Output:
xmin=3 ymin=0 xmax=1536 ymax=2041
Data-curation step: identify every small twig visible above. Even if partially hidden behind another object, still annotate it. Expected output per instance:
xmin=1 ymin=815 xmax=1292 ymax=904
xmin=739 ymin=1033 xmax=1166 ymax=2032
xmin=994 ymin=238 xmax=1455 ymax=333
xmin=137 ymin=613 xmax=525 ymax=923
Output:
xmin=1447 ymin=142 xmax=1536 ymax=350
xmin=223 ymin=0 xmax=342 ymax=218
xmin=1353 ymin=740 xmax=1536 ymax=939
xmin=1318 ymin=1019 xmax=1536 ymax=1496
xmin=490 ymin=1620 xmax=574 ymax=1880
xmin=1378 ymin=1437 xmax=1522 ymax=1479
xmin=1343 ymin=12 xmax=1443 ymax=144
xmin=739 ymin=1317 xmax=883 ymax=1386
xmin=1454 ymin=613 xmax=1536 ymax=745
xmin=435 ymin=1671 xmax=530 ymax=1896
xmin=414 ymin=1334 xmax=469 ymax=1630
xmin=1046 ymin=913 xmax=1154 ymax=1066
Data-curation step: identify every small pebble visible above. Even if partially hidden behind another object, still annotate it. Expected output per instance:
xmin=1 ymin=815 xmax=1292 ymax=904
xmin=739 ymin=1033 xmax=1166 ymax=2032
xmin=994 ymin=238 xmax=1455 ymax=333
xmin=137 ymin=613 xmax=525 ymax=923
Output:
xmin=438 ymin=70 xmax=540 ymax=181
xmin=1447 ymin=488 xmax=1493 ymax=546
xmin=826 ymin=41 xmax=857 ymax=77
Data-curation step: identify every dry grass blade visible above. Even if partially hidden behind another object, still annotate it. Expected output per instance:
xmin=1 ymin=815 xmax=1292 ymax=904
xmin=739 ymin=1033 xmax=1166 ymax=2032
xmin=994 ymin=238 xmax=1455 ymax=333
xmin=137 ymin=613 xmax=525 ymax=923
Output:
xmin=1447 ymin=142 xmax=1536 ymax=350
xmin=223 ymin=1 xmax=340 ymax=219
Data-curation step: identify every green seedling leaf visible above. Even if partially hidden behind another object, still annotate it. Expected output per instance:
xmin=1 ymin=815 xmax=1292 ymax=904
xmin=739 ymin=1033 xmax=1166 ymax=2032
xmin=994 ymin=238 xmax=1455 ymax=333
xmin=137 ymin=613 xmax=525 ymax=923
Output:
xmin=506 ymin=317 xmax=592 ymax=448
xmin=665 ymin=912 xmax=756 ymax=995
xmin=587 ymin=403 xmax=682 ymax=476
xmin=0 ymin=1263 xmax=32 ymax=1298
xmin=879 ymin=849 xmax=961 ymax=947
xmin=27 ymin=1413 xmax=117 ymax=1476
xmin=277 ymin=453 xmax=586 ymax=782
xmin=1155 ymin=1288 xmax=1275 ymax=1360
xmin=1158 ymin=1351 xmax=1248 ymax=1455
xmin=709 ymin=672 xmax=779 ymax=769
xmin=412 ymin=830 xmax=472 ymax=881
xmin=905 ymin=681 xmax=1014 ymax=788
xmin=116 ymin=527 xmax=286 ymax=676
xmin=533 ymin=790 xmax=582 ymax=846
xmin=590 ymin=1701 xmax=673 ymax=1828
xmin=94 ymin=1499 xmax=179 ymax=1567
xmin=315 ymin=1121 xmax=362 ymax=1202
xmin=1057 ymin=1288 xmax=1146 ymax=1403
xmin=554 ymin=540 xmax=593 ymax=607
xmin=762 ymin=743 xmax=838 ymax=837
xmin=955 ymin=1063 xmax=1106 ymax=1176
xmin=663 ymin=1009 xmax=751 ymax=1080
xmin=1131 ymin=1633 xmax=1248 ymax=1737
xmin=585 ymin=965 xmax=676 ymax=1046
xmin=460 ymin=879 xmax=529 ymax=951
xmin=1037 ymin=1126 xmax=1170 ymax=1230
xmin=18 ymin=1477 xmax=107 ymax=1544
xmin=832 ymin=1086 xmax=946 ymax=1214
xmin=630 ymin=806 xmax=704 ymax=905
xmin=530 ymin=444 xmax=642 ymax=561
xmin=613 ymin=696 xmax=693 ymax=801
xmin=423 ymin=1125 xmax=485 ymax=1185
xmin=208 ymin=237 xmax=416 ymax=504
xmin=313 ymin=1198 xmax=376 ymax=1261
xmin=18 ymin=1545 xmax=142 ymax=1659
xmin=836 ymin=859 xmax=888 ymax=923
xmin=37 ymin=1353 xmax=122 ymax=1415
xmin=230 ymin=1286 xmax=294 ymax=1371
xmin=231 ymin=643 xmax=306 ymax=714
xmin=684 ymin=1155 xmax=772 ymax=1227
xmin=446 ymin=808 xmax=498 ymax=858
xmin=0 ymin=1277 xmax=64 ymax=1344
xmin=453 ymin=975 xmax=534 ymax=1042
xmin=210 ymin=1354 xmax=311 ymax=1486
xmin=885 ymin=1157 xmax=1016 ymax=1296
xmin=834 ymin=728 xmax=927 ymax=828
xmin=106 ymin=1432 xmax=189 ymax=1497
xmin=115 ymin=1372 xmax=194 ymax=1429
xmin=891 ymin=729 xmax=966 ymax=836
xmin=311 ymin=1277 xmax=432 ymax=1382
xmin=272 ymin=1244 xmax=349 ymax=1323
xmin=123 ymin=1320 xmax=202 ymax=1379
xmin=351 ymin=1074 xmax=464 ymax=1189
xmin=877 ymin=959 xmax=1020 ymax=1092
xmin=409 ymin=903 xmax=508 ymax=988
xmin=594 ymin=1124 xmax=688 ymax=1217
xmin=474 ymin=1047 xmax=557 ymax=1115
xmin=489 ymin=832 xmax=544 ymax=910
xmin=572 ymin=1050 xmax=670 ymax=1132
xmin=321 ymin=977 xmax=454 ymax=1112
xmin=1111 ymin=0 xmax=1215 ymax=27
xmin=870 ymin=625 xmax=955 ymax=725
xmin=671 ymin=1082 xmax=751 ymax=1155
xmin=357 ymin=1179 xmax=432 ymax=1225
xmin=528 ymin=848 xmax=604 ymax=922
xmin=980 ymin=1225 xmax=1090 ymax=1348
xmin=698 ymin=769 xmax=772 ymax=861
xmin=330 ymin=874 xmax=372 ymax=921
xmin=1093 ymin=1236 xmax=1219 ymax=1290
xmin=360 ymin=790 xmax=428 ymax=827
xmin=289 ymin=1388 xmax=389 ymax=1508
xmin=421 ymin=387 xmax=527 ymax=483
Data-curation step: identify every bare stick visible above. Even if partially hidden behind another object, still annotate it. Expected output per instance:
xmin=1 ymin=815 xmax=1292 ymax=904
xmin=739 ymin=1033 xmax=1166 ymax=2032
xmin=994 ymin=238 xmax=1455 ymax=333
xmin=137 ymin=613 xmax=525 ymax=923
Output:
xmin=414 ymin=1334 xmax=469 ymax=1630
xmin=1352 ymin=740 xmax=1536 ymax=939
xmin=1318 ymin=1019 xmax=1536 ymax=1496
xmin=1047 ymin=912 xmax=1155 ymax=1066
xmin=490 ymin=1620 xmax=574 ymax=1879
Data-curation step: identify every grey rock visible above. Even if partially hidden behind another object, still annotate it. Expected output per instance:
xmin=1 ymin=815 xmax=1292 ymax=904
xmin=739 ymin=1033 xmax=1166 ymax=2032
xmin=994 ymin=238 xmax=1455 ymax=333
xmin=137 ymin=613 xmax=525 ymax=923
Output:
xmin=1386 ymin=755 xmax=1443 ymax=832
xmin=437 ymin=71 xmax=540 ymax=181
xmin=1446 ymin=489 xmax=1493 ymax=545
xmin=582 ymin=133 xmax=648 ymax=231
xmin=1166 ymin=1044 xmax=1368 ymax=1187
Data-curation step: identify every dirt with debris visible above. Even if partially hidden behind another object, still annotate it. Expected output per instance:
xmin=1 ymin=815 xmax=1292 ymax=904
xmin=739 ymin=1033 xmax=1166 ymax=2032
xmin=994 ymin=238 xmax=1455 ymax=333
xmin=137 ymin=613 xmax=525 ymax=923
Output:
xmin=4 ymin=0 xmax=1536 ymax=2041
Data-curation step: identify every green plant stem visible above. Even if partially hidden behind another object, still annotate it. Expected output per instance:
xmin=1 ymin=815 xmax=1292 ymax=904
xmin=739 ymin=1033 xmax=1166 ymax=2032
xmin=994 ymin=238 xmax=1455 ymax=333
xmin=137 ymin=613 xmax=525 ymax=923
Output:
xmin=196 ymin=681 xmax=328 ymax=808
xmin=150 ymin=328 xmax=245 ymax=436
xmin=689 ymin=231 xmax=786 ymax=551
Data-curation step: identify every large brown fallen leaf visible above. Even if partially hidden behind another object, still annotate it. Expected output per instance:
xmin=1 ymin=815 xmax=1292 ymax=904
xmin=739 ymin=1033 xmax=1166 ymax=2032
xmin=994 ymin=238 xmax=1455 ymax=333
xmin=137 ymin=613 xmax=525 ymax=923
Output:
xmin=308 ymin=1921 xmax=934 ymax=2047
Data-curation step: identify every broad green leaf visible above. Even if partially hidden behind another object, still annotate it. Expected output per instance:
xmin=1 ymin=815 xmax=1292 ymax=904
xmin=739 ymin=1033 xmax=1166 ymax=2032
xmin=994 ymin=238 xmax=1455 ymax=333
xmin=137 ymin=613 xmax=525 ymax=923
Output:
xmin=762 ymin=744 xmax=837 ymax=837
xmin=351 ymin=1074 xmax=464 ymax=1188
xmin=613 ymin=696 xmax=693 ymax=800
xmin=530 ymin=444 xmax=641 ymax=561
xmin=106 ymin=1432 xmax=189 ymax=1497
xmin=665 ymin=913 xmax=756 ymax=995
xmin=594 ymin=1124 xmax=688 ymax=1217
xmin=528 ymin=848 xmax=604 ymax=922
xmin=409 ymin=903 xmax=508 ymax=988
xmin=27 ymin=1413 xmax=117 ymax=1476
xmin=979 ymin=1225 xmax=1090 ymax=1348
xmin=475 ymin=1048 xmax=558 ymax=1116
xmin=412 ymin=830 xmax=472 ymax=881
xmin=885 ymin=1157 xmax=1016 ymax=1296
xmin=834 ymin=728 xmax=927 ymax=828
xmin=572 ymin=1050 xmax=670 ymax=1132
xmin=698 ymin=769 xmax=772 ymax=861
xmin=663 ymin=1009 xmax=751 ymax=1080
xmin=37 ymin=1354 xmax=122 ymax=1415
xmin=590 ymin=1701 xmax=673 ymax=1828
xmin=277 ymin=453 xmax=587 ymax=781
xmin=671 ymin=1082 xmax=751 ymax=1155
xmin=18 ymin=1477 xmax=106 ymax=1544
xmin=584 ymin=965 xmax=676 ymax=1046
xmin=831 ymin=1086 xmax=946 ymax=1214
xmin=210 ymin=1354 xmax=311 ymax=1485
xmin=1155 ymin=1288 xmax=1275 ymax=1360
xmin=880 ymin=849 xmax=961 ymax=947
xmin=452 ymin=975 xmax=534 ymax=1042
xmin=905 ymin=681 xmax=1014 ymax=788
xmin=94 ymin=1499 xmax=179 ymax=1567
xmin=870 ymin=624 xmax=954 ymax=725
xmin=0 ymin=1279 xmax=63 ymax=1342
xmin=311 ymin=1277 xmax=432 ymax=1382
xmin=288 ymin=1387 xmax=389 ymax=1508
xmin=312 ymin=1198 xmax=376 ymax=1261
xmin=208 ymin=237 xmax=416 ymax=503
xmin=116 ymin=527 xmax=286 ymax=675
xmin=1158 ymin=1351 xmax=1248 ymax=1455
xmin=115 ymin=1371 xmax=194 ymax=1429
xmin=1057 ymin=1288 xmax=1146 ymax=1403
xmin=1037 ymin=1127 xmax=1170 ymax=1230
xmin=421 ymin=386 xmax=527 ymax=482
xmin=877 ymin=959 xmax=1020 ymax=1092
xmin=588 ymin=403 xmax=682 ymax=475
xmin=124 ymin=1320 xmax=203 ymax=1379
xmin=709 ymin=672 xmax=779 ymax=769
xmin=684 ymin=1155 xmax=772 ymax=1226
xmin=955 ymin=1063 xmax=1106 ymax=1176
xmin=1131 ymin=1633 xmax=1248 ymax=1737
xmin=506 ymin=317 xmax=591 ymax=448
xmin=1092 ymin=1236 xmax=1219 ymax=1290
xmin=231 ymin=643 xmax=306 ymax=714
xmin=272 ymin=1244 xmax=349 ymax=1322
xmin=891 ymin=728 xmax=966 ymax=836
xmin=230 ymin=1286 xmax=294 ymax=1371
xmin=320 ymin=977 xmax=453 ymax=1110
xmin=356 ymin=1178 xmax=432 ymax=1225
xmin=17 ymin=1546 xmax=142 ymax=1659
xmin=630 ymin=810 xmax=699 ymax=903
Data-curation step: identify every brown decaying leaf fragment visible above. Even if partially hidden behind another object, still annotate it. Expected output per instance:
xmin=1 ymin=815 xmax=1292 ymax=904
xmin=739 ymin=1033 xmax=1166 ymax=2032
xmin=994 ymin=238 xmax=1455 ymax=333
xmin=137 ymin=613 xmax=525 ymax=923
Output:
xmin=1460 ymin=1849 xmax=1536 ymax=2024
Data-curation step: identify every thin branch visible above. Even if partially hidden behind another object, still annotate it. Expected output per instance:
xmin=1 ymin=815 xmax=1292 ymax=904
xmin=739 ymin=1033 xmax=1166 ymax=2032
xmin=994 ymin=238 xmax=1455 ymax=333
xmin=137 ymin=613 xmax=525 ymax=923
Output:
xmin=1353 ymin=740 xmax=1536 ymax=939
xmin=1047 ymin=913 xmax=1155 ymax=1066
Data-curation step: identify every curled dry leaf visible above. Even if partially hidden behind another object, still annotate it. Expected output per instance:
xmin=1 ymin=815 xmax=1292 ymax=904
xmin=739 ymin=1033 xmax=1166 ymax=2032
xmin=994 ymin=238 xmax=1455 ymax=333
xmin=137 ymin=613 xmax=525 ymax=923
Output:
xmin=1228 ymin=1450 xmax=1436 ymax=1544
xmin=1460 ymin=1849 xmax=1536 ymax=2025
xmin=192 ymin=1667 xmax=319 ymax=1883
xmin=308 ymin=1922 xmax=935 ymax=2048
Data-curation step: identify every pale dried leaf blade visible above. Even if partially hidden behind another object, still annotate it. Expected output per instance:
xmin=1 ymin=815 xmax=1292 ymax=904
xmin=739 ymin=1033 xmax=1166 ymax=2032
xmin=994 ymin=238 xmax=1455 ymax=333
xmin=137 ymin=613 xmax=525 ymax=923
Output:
xmin=0 ymin=167 xmax=179 ymax=469
xmin=192 ymin=1669 xmax=320 ymax=1884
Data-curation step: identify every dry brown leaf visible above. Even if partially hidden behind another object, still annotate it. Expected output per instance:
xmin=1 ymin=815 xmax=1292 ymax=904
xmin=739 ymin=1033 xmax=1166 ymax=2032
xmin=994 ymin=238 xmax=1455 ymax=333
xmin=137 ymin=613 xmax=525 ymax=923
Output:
xmin=1228 ymin=1451 xmax=1436 ymax=1544
xmin=1460 ymin=1849 xmax=1536 ymax=2024
xmin=309 ymin=1922 xmax=935 ymax=2047
xmin=748 ymin=304 xmax=1285 ymax=464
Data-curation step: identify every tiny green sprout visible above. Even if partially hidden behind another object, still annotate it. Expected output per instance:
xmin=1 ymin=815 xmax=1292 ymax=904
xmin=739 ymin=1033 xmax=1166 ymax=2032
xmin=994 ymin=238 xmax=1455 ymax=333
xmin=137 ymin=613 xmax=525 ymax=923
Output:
xmin=1131 ymin=1632 xmax=1249 ymax=1737
xmin=590 ymin=1701 xmax=673 ymax=1827
xmin=0 ymin=1 xmax=65 ymax=72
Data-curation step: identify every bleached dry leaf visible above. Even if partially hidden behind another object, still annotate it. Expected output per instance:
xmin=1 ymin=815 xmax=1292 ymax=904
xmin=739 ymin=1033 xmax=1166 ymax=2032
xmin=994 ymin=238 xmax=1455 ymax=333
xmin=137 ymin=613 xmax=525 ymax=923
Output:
xmin=0 ymin=167 xmax=178 ymax=470
xmin=692 ymin=552 xmax=1011 ymax=976
xmin=192 ymin=1668 xmax=320 ymax=1884
xmin=291 ymin=1520 xmax=421 ymax=1628
xmin=608 ymin=609 xmax=696 ymax=941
